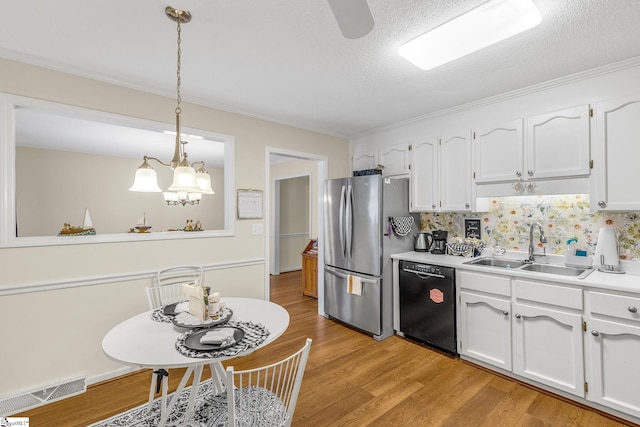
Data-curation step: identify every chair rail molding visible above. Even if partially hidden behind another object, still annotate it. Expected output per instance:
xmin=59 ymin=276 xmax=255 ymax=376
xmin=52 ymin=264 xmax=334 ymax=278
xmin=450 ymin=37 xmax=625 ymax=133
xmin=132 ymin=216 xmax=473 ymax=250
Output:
xmin=0 ymin=258 xmax=265 ymax=296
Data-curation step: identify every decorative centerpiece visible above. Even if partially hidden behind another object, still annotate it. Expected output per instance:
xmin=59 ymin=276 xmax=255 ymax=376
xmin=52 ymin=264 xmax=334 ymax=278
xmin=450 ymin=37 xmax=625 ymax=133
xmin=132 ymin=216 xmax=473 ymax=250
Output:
xmin=447 ymin=238 xmax=486 ymax=257
xmin=134 ymin=212 xmax=152 ymax=233
xmin=58 ymin=208 xmax=96 ymax=236
xmin=183 ymin=219 xmax=203 ymax=231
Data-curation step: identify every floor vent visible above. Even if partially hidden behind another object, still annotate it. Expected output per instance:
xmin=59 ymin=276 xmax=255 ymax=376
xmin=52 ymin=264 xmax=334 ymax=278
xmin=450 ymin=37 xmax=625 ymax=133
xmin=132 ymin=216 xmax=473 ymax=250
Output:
xmin=0 ymin=377 xmax=86 ymax=416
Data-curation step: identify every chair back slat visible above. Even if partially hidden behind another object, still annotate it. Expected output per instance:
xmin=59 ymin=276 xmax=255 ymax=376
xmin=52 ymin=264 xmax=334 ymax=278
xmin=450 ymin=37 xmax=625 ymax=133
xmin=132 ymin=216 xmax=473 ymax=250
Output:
xmin=223 ymin=338 xmax=312 ymax=427
xmin=144 ymin=265 xmax=203 ymax=309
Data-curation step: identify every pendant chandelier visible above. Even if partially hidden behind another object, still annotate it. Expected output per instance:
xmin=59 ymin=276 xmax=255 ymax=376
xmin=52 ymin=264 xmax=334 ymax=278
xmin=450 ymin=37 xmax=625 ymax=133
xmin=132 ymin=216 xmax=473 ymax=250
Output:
xmin=129 ymin=6 xmax=214 ymax=206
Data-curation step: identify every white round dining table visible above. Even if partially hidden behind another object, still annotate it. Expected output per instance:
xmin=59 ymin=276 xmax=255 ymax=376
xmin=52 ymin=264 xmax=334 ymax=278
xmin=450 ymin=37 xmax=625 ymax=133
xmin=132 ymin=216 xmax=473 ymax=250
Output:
xmin=103 ymin=297 xmax=289 ymax=368
xmin=101 ymin=297 xmax=290 ymax=426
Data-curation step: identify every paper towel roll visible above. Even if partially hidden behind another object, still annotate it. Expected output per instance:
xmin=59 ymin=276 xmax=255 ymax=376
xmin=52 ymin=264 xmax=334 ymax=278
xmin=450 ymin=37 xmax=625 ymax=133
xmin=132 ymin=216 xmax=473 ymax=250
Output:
xmin=594 ymin=228 xmax=619 ymax=267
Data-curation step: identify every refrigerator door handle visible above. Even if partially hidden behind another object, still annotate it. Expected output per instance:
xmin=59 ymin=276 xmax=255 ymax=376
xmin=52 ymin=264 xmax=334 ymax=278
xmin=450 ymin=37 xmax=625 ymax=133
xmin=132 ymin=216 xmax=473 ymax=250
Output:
xmin=345 ymin=184 xmax=353 ymax=260
xmin=339 ymin=185 xmax=346 ymax=258
xmin=325 ymin=266 xmax=378 ymax=284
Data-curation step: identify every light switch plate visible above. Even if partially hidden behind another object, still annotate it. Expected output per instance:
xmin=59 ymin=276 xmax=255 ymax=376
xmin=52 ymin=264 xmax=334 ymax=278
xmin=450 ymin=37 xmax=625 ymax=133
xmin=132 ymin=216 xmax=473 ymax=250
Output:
xmin=252 ymin=223 xmax=263 ymax=235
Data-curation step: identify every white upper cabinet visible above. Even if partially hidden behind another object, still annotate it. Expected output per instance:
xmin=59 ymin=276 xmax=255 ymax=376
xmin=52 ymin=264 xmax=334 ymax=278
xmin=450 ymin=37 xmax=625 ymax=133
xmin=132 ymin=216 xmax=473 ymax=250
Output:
xmin=473 ymin=106 xmax=591 ymax=197
xmin=352 ymin=149 xmax=377 ymax=172
xmin=440 ymin=129 xmax=472 ymax=211
xmin=473 ymin=119 xmax=524 ymax=184
xmin=410 ymin=130 xmax=472 ymax=213
xmin=592 ymin=94 xmax=640 ymax=211
xmin=526 ymin=105 xmax=591 ymax=180
xmin=352 ymin=143 xmax=410 ymax=177
xmin=409 ymin=137 xmax=439 ymax=212
xmin=378 ymin=142 xmax=410 ymax=177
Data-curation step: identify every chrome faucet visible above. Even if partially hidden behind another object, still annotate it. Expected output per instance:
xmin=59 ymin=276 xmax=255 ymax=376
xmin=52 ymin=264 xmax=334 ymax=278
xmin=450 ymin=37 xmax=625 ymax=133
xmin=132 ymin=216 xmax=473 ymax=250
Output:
xmin=527 ymin=222 xmax=548 ymax=262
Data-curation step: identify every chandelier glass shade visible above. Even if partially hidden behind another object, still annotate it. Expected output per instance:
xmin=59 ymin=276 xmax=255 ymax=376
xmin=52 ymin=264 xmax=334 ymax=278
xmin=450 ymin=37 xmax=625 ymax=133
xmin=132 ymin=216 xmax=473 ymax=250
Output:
xmin=129 ymin=6 xmax=214 ymax=206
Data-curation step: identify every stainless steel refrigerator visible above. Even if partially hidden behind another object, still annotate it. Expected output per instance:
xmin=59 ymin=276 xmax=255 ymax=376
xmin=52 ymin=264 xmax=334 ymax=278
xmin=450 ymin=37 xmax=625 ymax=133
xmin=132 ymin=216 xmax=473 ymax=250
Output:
xmin=323 ymin=175 xmax=418 ymax=340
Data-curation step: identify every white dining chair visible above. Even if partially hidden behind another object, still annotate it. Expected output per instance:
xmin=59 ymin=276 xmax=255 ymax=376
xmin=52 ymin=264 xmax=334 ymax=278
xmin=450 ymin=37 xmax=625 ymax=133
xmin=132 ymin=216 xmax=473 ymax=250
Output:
xmin=145 ymin=265 xmax=204 ymax=309
xmin=191 ymin=338 xmax=312 ymax=427
xmin=145 ymin=265 xmax=204 ymax=414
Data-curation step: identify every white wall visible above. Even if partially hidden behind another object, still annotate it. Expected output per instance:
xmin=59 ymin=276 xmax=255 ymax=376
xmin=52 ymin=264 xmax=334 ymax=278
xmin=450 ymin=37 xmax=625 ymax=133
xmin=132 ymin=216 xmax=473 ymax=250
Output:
xmin=352 ymin=58 xmax=640 ymax=155
xmin=0 ymin=58 xmax=349 ymax=397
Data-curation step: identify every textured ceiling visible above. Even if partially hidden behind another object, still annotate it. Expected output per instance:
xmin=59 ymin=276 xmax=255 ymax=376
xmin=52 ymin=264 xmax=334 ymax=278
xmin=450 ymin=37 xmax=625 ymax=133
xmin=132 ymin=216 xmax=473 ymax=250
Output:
xmin=1 ymin=0 xmax=640 ymax=137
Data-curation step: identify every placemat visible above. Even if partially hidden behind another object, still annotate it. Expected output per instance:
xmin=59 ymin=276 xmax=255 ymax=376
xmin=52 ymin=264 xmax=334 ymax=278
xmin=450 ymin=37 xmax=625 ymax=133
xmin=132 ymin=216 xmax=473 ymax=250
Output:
xmin=175 ymin=320 xmax=270 ymax=359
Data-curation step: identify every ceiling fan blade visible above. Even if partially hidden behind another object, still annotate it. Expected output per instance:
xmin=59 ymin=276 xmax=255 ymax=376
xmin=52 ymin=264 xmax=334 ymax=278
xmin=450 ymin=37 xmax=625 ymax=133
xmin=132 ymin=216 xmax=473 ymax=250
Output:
xmin=327 ymin=0 xmax=374 ymax=39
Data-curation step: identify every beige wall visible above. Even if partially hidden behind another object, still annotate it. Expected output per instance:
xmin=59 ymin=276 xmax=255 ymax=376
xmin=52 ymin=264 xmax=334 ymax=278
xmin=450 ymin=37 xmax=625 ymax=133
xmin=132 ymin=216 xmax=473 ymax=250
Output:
xmin=0 ymin=58 xmax=348 ymax=397
xmin=269 ymin=159 xmax=320 ymax=273
xmin=16 ymin=147 xmax=225 ymax=235
xmin=279 ymin=176 xmax=310 ymax=272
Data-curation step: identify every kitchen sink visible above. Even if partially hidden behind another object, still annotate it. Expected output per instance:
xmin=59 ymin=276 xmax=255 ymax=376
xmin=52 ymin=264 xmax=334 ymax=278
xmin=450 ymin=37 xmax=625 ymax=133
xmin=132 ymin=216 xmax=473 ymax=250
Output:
xmin=464 ymin=257 xmax=527 ymax=268
xmin=464 ymin=257 xmax=594 ymax=279
xmin=519 ymin=263 xmax=594 ymax=279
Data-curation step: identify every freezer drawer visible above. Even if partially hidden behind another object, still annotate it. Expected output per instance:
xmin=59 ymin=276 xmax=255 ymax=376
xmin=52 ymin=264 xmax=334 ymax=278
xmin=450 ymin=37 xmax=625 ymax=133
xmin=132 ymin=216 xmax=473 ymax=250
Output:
xmin=324 ymin=266 xmax=381 ymax=336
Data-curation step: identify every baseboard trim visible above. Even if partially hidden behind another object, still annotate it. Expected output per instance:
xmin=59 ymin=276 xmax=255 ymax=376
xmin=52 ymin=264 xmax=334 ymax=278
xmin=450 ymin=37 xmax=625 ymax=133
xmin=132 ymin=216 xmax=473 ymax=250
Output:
xmin=87 ymin=366 xmax=140 ymax=387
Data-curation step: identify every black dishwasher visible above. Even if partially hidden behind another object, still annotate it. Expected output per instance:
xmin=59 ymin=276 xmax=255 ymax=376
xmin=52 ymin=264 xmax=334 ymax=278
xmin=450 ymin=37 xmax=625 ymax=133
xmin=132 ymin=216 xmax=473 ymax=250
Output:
xmin=399 ymin=260 xmax=456 ymax=354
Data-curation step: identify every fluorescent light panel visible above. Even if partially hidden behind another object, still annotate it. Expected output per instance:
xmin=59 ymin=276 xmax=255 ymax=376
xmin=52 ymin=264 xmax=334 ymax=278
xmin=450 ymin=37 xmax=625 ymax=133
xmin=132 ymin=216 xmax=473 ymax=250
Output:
xmin=398 ymin=0 xmax=542 ymax=70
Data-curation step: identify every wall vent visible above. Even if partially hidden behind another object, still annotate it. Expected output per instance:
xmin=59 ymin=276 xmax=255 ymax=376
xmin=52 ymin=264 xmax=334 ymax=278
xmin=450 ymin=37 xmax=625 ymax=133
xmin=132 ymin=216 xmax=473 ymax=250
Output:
xmin=0 ymin=377 xmax=86 ymax=416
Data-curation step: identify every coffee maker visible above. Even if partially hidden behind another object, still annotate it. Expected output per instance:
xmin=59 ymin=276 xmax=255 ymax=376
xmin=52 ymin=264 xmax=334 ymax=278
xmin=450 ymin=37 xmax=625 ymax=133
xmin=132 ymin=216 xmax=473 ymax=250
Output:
xmin=431 ymin=230 xmax=448 ymax=254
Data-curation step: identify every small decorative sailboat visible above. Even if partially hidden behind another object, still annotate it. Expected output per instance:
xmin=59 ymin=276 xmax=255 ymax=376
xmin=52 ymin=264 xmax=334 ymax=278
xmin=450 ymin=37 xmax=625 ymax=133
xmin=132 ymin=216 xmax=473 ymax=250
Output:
xmin=58 ymin=208 xmax=96 ymax=236
xmin=135 ymin=212 xmax=152 ymax=233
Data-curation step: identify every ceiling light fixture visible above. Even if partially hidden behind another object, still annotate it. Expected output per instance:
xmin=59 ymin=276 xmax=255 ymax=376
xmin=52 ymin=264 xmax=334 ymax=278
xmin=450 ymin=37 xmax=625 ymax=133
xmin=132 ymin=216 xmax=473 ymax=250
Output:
xmin=129 ymin=6 xmax=214 ymax=206
xmin=398 ymin=0 xmax=542 ymax=71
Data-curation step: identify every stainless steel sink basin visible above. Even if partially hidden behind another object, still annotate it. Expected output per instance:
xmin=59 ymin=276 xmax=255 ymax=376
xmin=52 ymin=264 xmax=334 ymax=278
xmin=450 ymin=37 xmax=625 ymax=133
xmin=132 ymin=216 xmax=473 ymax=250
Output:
xmin=464 ymin=257 xmax=594 ymax=279
xmin=519 ymin=263 xmax=593 ymax=279
xmin=464 ymin=257 xmax=526 ymax=268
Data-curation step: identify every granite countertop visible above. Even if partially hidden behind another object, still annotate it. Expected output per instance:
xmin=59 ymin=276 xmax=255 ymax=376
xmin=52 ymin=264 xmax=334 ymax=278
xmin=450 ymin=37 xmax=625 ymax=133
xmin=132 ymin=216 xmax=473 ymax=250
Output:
xmin=391 ymin=251 xmax=640 ymax=294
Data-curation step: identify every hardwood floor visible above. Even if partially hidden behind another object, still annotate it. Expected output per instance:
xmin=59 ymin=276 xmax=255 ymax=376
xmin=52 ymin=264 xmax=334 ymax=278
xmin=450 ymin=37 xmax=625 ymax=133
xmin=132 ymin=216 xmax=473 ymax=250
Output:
xmin=19 ymin=271 xmax=637 ymax=426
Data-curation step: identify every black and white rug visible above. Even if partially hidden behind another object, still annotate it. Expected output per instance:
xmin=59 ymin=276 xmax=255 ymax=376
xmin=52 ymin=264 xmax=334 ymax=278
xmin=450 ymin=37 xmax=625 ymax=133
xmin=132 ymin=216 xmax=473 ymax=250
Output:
xmin=89 ymin=379 xmax=288 ymax=427
xmin=89 ymin=379 xmax=216 ymax=427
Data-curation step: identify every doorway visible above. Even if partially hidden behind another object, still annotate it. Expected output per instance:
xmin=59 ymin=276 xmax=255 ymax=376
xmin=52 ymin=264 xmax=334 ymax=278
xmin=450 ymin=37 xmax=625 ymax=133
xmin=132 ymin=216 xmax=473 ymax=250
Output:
xmin=265 ymin=148 xmax=327 ymax=316
xmin=271 ymin=174 xmax=311 ymax=275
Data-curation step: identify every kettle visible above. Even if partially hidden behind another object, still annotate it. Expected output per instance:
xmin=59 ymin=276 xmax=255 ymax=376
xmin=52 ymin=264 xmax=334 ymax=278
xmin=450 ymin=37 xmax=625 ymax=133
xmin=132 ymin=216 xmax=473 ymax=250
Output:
xmin=594 ymin=228 xmax=623 ymax=273
xmin=414 ymin=232 xmax=433 ymax=252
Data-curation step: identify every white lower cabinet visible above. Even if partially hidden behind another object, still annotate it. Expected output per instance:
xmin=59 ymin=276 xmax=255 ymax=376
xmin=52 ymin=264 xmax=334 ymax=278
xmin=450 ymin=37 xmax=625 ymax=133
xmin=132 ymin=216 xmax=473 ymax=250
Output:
xmin=586 ymin=290 xmax=640 ymax=418
xmin=512 ymin=301 xmax=584 ymax=397
xmin=459 ymin=291 xmax=512 ymax=370
xmin=457 ymin=270 xmax=640 ymax=423
xmin=512 ymin=279 xmax=585 ymax=397
xmin=457 ymin=271 xmax=512 ymax=370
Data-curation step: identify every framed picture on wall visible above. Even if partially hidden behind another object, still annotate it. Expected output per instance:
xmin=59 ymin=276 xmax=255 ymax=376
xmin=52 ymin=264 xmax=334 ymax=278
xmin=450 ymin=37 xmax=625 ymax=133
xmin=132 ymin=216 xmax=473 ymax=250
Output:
xmin=464 ymin=219 xmax=481 ymax=239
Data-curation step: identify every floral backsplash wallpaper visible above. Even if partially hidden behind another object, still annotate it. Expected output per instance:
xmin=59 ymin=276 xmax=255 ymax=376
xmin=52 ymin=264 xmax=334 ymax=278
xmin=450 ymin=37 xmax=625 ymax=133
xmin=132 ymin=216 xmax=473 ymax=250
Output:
xmin=419 ymin=194 xmax=640 ymax=261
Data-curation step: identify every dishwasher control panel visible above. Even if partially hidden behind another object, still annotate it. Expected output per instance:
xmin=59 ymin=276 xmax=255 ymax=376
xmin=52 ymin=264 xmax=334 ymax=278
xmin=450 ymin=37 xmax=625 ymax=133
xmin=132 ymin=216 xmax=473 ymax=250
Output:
xmin=401 ymin=261 xmax=453 ymax=279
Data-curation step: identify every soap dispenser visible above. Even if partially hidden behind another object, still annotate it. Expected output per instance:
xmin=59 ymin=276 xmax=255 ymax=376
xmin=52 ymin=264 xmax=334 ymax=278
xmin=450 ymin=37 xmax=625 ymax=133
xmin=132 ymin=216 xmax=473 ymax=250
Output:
xmin=564 ymin=238 xmax=592 ymax=268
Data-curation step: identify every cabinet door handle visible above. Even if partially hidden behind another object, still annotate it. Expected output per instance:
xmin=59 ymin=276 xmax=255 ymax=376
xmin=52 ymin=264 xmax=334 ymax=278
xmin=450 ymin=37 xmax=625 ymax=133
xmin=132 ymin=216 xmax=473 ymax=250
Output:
xmin=515 ymin=171 xmax=522 ymax=177
xmin=528 ymin=170 xmax=534 ymax=176
xmin=465 ymin=202 xmax=470 ymax=208
xmin=629 ymin=306 xmax=638 ymax=313
xmin=432 ymin=204 xmax=436 ymax=209
xmin=598 ymin=201 xmax=607 ymax=208
xmin=502 ymin=310 xmax=509 ymax=316
xmin=515 ymin=313 xmax=521 ymax=319
xmin=591 ymin=330 xmax=600 ymax=337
